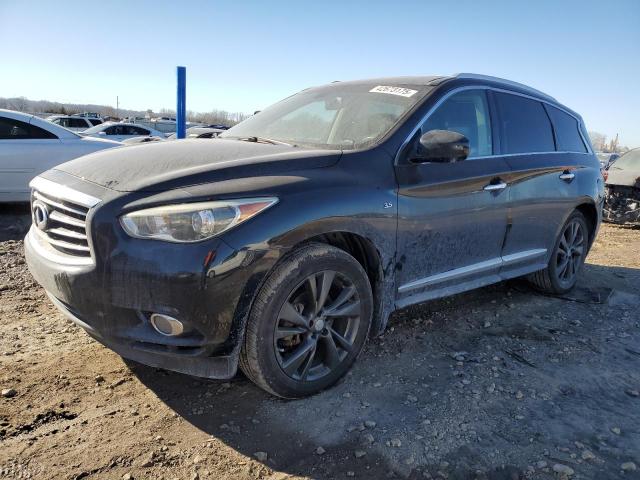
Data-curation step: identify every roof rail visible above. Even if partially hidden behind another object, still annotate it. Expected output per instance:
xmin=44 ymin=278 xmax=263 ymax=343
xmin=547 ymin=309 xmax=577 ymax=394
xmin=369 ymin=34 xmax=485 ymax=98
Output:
xmin=455 ymin=73 xmax=556 ymax=102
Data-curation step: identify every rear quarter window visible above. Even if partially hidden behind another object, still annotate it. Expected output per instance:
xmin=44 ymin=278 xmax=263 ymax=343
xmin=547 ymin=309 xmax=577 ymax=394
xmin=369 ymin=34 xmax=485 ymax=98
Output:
xmin=546 ymin=106 xmax=587 ymax=153
xmin=494 ymin=92 xmax=555 ymax=154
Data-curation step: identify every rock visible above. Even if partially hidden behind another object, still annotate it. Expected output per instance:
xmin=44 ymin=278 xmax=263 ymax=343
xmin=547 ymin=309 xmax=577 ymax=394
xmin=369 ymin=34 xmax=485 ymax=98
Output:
xmin=193 ymin=454 xmax=204 ymax=464
xmin=342 ymin=392 xmax=352 ymax=398
xmin=621 ymin=462 xmax=637 ymax=472
xmin=536 ymin=461 xmax=548 ymax=469
xmin=122 ymin=474 xmax=133 ymax=480
xmin=190 ymin=473 xmax=199 ymax=480
xmin=389 ymin=438 xmax=402 ymax=447
xmin=625 ymin=389 xmax=639 ymax=398
xmin=363 ymin=433 xmax=375 ymax=444
xmin=611 ymin=427 xmax=621 ymax=435
xmin=552 ymin=464 xmax=574 ymax=476
xmin=407 ymin=394 xmax=418 ymax=403
xmin=581 ymin=450 xmax=596 ymax=461
xmin=354 ymin=450 xmax=366 ymax=458
xmin=315 ymin=446 xmax=326 ymax=455
xmin=346 ymin=471 xmax=355 ymax=477
xmin=515 ymin=391 xmax=524 ymax=400
xmin=254 ymin=451 xmax=268 ymax=462
xmin=1 ymin=388 xmax=17 ymax=398
xmin=484 ymin=321 xmax=492 ymax=328
xmin=138 ymin=453 xmax=155 ymax=467
xmin=451 ymin=351 xmax=468 ymax=361
xmin=94 ymin=375 xmax=105 ymax=383
xmin=364 ymin=420 xmax=377 ymax=428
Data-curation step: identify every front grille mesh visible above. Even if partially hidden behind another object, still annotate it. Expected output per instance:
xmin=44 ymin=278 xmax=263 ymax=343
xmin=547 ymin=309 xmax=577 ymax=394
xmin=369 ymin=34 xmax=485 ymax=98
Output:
xmin=32 ymin=189 xmax=91 ymax=257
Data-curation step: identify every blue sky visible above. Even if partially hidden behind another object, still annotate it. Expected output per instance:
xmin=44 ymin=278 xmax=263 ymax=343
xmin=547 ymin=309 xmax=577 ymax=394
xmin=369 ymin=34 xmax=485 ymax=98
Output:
xmin=1 ymin=0 xmax=639 ymax=146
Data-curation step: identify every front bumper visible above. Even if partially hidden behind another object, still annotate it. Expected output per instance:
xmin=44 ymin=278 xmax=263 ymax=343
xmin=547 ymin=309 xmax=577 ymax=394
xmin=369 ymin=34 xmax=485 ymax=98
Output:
xmin=25 ymin=216 xmax=274 ymax=379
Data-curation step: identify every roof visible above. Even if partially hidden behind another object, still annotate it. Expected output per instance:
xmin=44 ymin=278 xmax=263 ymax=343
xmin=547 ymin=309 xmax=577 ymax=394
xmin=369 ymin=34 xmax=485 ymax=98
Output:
xmin=317 ymin=74 xmax=556 ymax=102
xmin=454 ymin=73 xmax=557 ymax=102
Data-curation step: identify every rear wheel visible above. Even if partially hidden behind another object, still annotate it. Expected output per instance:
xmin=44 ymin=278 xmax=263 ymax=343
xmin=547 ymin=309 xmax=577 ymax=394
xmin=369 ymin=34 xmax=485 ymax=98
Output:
xmin=528 ymin=211 xmax=589 ymax=294
xmin=240 ymin=243 xmax=373 ymax=398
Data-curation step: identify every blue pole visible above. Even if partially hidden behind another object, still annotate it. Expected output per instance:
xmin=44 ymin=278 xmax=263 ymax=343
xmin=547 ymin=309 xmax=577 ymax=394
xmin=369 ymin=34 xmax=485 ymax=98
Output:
xmin=176 ymin=66 xmax=186 ymax=139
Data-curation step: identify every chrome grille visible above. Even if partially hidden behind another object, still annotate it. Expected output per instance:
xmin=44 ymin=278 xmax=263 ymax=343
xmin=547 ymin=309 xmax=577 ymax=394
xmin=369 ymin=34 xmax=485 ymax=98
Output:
xmin=29 ymin=177 xmax=100 ymax=259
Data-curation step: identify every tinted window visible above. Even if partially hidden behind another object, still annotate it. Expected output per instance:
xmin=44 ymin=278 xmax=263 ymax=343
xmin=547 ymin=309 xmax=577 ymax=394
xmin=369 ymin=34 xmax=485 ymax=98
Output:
xmin=0 ymin=117 xmax=56 ymax=139
xmin=88 ymin=119 xmax=102 ymax=126
xmin=421 ymin=90 xmax=492 ymax=157
xmin=494 ymin=92 xmax=554 ymax=154
xmin=129 ymin=126 xmax=150 ymax=135
xmin=546 ymin=106 xmax=587 ymax=153
xmin=68 ymin=118 xmax=88 ymax=129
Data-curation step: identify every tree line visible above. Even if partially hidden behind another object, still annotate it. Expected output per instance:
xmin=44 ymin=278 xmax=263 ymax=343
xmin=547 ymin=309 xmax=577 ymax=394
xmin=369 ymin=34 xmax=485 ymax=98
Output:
xmin=0 ymin=96 xmax=249 ymax=126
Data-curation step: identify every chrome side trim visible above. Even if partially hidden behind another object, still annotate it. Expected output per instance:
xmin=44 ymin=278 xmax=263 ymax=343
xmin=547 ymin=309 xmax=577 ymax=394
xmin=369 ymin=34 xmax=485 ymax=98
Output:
xmin=398 ymin=248 xmax=547 ymax=294
xmin=29 ymin=176 xmax=100 ymax=208
xmin=501 ymin=248 xmax=547 ymax=266
xmin=398 ymin=258 xmax=502 ymax=293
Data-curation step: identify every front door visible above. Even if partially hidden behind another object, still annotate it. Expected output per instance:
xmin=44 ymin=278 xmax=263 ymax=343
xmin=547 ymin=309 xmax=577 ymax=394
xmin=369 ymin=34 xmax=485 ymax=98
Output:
xmin=394 ymin=89 xmax=511 ymax=308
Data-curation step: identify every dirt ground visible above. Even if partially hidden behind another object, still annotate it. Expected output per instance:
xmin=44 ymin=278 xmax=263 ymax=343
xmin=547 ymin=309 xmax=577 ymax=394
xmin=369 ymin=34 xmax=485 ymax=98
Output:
xmin=1 ymin=204 xmax=639 ymax=480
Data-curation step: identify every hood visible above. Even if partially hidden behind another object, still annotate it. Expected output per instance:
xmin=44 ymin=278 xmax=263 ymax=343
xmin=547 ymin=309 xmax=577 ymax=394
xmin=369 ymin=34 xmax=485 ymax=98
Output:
xmin=606 ymin=165 xmax=640 ymax=188
xmin=55 ymin=139 xmax=341 ymax=192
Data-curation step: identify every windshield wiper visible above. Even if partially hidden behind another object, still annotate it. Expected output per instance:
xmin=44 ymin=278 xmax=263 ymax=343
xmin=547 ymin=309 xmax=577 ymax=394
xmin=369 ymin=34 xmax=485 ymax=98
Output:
xmin=227 ymin=135 xmax=295 ymax=146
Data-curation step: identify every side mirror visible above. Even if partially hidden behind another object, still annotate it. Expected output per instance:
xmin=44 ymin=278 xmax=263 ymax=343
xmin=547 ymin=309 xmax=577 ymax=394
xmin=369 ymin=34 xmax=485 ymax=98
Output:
xmin=413 ymin=129 xmax=469 ymax=163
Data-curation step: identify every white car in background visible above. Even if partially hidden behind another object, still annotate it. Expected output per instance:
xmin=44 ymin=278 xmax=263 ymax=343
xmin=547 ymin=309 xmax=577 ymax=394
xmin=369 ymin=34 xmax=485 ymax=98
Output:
xmin=0 ymin=109 xmax=121 ymax=202
xmin=46 ymin=115 xmax=103 ymax=132
xmin=81 ymin=122 xmax=165 ymax=142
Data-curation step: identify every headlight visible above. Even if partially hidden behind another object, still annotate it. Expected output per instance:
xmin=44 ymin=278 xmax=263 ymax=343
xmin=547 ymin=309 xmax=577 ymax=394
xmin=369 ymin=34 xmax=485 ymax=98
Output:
xmin=120 ymin=197 xmax=278 ymax=242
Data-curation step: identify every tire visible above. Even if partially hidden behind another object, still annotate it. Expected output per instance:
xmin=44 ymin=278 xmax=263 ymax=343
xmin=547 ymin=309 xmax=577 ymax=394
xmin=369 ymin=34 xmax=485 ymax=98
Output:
xmin=240 ymin=243 xmax=373 ymax=398
xmin=528 ymin=211 xmax=590 ymax=294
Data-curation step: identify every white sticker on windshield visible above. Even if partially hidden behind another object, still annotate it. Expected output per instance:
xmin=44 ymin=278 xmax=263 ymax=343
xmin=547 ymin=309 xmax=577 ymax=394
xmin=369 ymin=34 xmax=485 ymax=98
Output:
xmin=369 ymin=85 xmax=418 ymax=97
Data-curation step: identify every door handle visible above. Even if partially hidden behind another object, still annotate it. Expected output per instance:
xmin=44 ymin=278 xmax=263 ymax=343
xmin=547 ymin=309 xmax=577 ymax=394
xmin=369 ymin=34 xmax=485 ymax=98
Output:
xmin=484 ymin=181 xmax=507 ymax=191
xmin=559 ymin=172 xmax=575 ymax=181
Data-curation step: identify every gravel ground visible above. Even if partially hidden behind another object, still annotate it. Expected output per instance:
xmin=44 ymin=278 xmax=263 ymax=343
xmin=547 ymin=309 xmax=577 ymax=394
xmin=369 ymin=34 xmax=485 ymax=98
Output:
xmin=1 ymin=206 xmax=639 ymax=480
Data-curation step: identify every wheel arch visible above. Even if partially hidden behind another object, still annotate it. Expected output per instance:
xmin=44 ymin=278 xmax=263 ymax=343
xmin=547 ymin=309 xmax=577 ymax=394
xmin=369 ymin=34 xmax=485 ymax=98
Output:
xmin=575 ymin=201 xmax=599 ymax=248
xmin=301 ymin=231 xmax=387 ymax=336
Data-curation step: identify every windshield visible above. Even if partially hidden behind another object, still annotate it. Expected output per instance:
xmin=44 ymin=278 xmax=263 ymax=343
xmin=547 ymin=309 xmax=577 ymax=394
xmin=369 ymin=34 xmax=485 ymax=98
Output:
xmin=220 ymin=82 xmax=430 ymax=149
xmin=611 ymin=149 xmax=640 ymax=170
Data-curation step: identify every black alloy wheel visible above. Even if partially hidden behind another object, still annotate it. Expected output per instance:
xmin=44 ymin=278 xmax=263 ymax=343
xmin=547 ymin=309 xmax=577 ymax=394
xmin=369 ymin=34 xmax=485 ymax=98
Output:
xmin=274 ymin=270 xmax=361 ymax=382
xmin=240 ymin=243 xmax=373 ymax=398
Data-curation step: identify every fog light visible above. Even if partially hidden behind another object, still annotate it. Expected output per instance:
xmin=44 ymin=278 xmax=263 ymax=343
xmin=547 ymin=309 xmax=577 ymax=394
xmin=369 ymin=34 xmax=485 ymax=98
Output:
xmin=150 ymin=313 xmax=184 ymax=336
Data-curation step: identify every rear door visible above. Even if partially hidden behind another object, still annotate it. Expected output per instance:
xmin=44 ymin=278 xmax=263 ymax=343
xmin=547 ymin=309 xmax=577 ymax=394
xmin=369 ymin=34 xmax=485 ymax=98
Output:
xmin=394 ymin=89 xmax=511 ymax=307
xmin=493 ymin=91 xmax=587 ymax=276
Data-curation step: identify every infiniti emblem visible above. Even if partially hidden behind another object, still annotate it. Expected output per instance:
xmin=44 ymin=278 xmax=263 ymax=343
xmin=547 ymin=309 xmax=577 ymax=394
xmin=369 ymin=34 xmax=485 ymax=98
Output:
xmin=32 ymin=201 xmax=49 ymax=231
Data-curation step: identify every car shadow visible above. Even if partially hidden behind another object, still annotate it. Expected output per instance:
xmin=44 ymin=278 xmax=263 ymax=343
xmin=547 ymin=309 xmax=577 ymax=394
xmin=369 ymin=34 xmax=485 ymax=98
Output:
xmin=127 ymin=262 xmax=640 ymax=479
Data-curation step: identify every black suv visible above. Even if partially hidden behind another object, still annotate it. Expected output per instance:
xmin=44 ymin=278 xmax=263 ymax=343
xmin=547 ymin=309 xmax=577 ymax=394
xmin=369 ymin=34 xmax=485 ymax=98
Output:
xmin=25 ymin=74 xmax=603 ymax=398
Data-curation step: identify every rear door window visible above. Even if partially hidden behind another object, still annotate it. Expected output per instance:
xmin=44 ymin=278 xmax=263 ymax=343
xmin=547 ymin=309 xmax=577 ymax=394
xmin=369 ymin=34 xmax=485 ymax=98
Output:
xmin=129 ymin=126 xmax=150 ymax=135
xmin=494 ymin=92 xmax=555 ymax=154
xmin=420 ymin=90 xmax=493 ymax=157
xmin=546 ymin=106 xmax=587 ymax=153
xmin=68 ymin=118 xmax=89 ymax=129
xmin=0 ymin=117 xmax=57 ymax=139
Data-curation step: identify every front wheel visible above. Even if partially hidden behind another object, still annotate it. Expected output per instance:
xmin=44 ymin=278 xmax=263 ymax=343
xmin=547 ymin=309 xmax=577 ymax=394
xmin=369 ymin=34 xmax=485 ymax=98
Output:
xmin=240 ymin=243 xmax=373 ymax=398
xmin=528 ymin=211 xmax=590 ymax=294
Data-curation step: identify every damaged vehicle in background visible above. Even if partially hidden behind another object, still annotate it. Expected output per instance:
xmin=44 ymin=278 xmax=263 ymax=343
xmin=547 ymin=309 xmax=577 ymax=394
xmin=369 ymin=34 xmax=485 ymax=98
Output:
xmin=604 ymin=147 xmax=640 ymax=224
xmin=25 ymin=74 xmax=602 ymax=398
